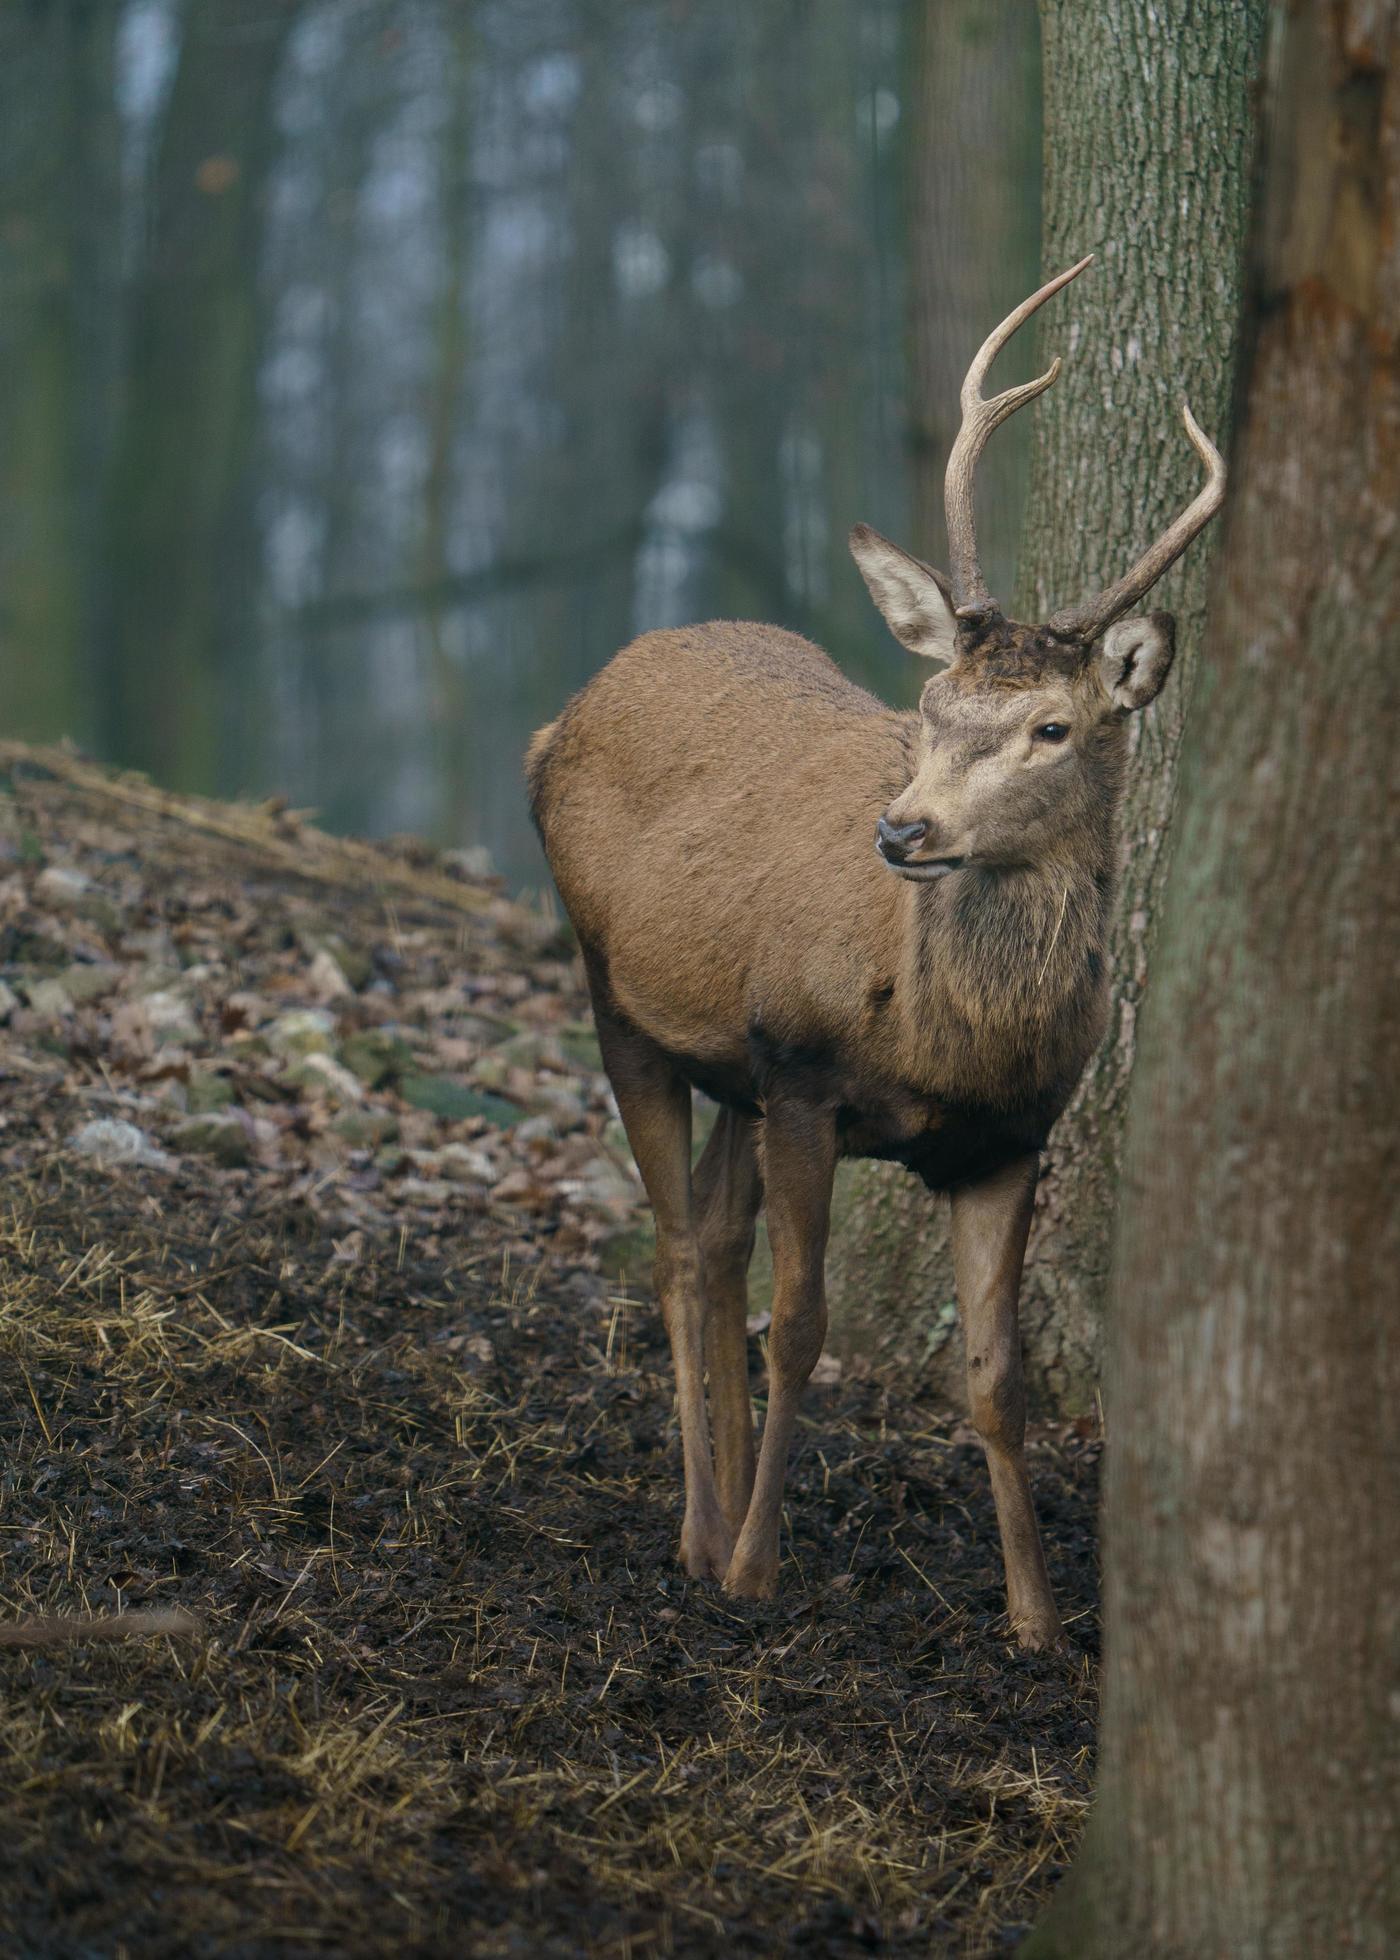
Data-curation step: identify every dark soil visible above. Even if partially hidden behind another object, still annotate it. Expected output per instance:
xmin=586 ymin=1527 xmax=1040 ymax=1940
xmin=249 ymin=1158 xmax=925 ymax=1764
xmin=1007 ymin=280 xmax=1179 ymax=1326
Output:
xmin=0 ymin=747 xmax=1100 ymax=1957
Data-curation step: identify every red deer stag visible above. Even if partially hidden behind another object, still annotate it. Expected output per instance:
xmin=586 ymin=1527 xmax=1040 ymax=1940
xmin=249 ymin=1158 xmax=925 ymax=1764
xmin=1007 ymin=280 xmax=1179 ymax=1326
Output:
xmin=526 ymin=257 xmax=1225 ymax=1648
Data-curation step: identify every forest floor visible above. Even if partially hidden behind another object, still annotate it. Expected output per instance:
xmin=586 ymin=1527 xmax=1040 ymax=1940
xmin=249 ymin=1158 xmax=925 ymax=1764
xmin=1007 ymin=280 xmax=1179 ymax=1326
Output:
xmin=0 ymin=746 xmax=1100 ymax=1959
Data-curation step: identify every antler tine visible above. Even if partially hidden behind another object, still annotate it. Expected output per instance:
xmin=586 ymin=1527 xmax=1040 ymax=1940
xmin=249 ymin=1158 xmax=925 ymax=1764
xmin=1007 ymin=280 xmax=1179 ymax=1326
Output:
xmin=944 ymin=254 xmax=1094 ymax=619
xmin=1048 ymin=403 xmax=1227 ymax=642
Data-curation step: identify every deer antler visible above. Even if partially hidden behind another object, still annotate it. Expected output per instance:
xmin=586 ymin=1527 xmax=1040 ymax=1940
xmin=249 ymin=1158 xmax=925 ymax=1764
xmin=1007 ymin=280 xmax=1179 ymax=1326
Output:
xmin=1047 ymin=404 xmax=1227 ymax=641
xmin=944 ymin=255 xmax=1094 ymax=620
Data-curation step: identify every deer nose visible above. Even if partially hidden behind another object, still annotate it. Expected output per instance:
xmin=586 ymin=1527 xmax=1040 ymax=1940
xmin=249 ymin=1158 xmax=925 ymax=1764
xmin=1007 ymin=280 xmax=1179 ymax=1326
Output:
xmin=875 ymin=816 xmax=928 ymax=862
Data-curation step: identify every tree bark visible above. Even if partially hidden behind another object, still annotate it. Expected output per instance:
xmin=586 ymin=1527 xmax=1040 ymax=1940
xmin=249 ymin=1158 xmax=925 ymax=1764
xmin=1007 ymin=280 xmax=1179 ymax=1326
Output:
xmin=827 ymin=0 xmax=1268 ymax=1413
xmin=1026 ymin=2 xmax=1400 ymax=1951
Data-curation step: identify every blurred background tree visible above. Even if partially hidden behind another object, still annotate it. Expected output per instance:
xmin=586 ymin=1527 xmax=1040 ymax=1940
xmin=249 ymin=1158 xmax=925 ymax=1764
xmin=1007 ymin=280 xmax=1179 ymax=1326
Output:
xmin=3 ymin=0 xmax=990 ymax=883
xmin=0 ymin=0 xmax=1276 ymax=1417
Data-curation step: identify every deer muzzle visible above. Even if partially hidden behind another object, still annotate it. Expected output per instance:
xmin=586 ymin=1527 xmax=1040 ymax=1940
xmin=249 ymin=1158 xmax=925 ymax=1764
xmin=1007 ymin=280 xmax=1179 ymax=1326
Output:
xmin=874 ymin=816 xmax=965 ymax=879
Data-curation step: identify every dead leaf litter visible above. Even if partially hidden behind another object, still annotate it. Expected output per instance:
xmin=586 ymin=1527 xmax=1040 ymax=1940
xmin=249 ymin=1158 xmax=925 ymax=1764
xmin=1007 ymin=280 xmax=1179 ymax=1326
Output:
xmin=0 ymin=746 xmax=1100 ymax=1957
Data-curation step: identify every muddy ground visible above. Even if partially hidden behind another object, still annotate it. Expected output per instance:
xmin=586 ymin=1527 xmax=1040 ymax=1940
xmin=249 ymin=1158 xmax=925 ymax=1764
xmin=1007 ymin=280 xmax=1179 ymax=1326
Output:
xmin=0 ymin=747 xmax=1100 ymax=1957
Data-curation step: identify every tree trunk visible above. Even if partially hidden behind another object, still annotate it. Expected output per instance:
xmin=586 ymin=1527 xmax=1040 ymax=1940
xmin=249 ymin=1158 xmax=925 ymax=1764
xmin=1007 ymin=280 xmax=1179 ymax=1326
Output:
xmin=904 ymin=0 xmax=1040 ymax=607
xmin=1026 ymin=3 xmax=1400 ymax=1951
xmin=827 ymin=0 xmax=1268 ymax=1413
xmin=0 ymin=1 xmax=122 ymax=750
xmin=417 ymin=12 xmax=474 ymax=847
xmin=102 ymin=1 xmax=292 ymax=793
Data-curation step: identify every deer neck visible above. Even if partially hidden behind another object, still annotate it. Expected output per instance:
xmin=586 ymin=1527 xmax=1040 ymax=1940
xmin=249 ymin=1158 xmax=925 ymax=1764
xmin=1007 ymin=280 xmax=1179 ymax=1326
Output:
xmin=894 ymin=831 xmax=1117 ymax=1100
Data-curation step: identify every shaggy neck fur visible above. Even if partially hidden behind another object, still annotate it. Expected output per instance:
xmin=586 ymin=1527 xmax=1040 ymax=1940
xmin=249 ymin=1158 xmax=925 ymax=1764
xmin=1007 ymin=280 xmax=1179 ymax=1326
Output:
xmin=893 ymin=720 xmax=1125 ymax=1111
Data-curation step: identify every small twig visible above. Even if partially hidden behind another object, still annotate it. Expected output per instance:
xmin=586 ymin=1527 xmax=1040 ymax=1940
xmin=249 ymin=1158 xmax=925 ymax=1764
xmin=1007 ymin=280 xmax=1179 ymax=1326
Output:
xmin=0 ymin=739 xmax=497 ymax=916
xmin=1035 ymin=883 xmax=1070 ymax=988
xmin=20 ymin=1364 xmax=53 ymax=1446
xmin=0 ymin=1608 xmax=199 ymax=1648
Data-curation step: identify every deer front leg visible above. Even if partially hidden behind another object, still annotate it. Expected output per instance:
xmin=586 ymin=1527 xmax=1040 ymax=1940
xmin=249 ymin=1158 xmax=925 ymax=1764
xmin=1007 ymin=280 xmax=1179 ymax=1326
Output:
xmin=724 ymin=1102 xmax=835 ymax=1600
xmin=592 ymin=1003 xmax=733 ymax=1582
xmin=693 ymin=1107 xmax=763 ymax=1535
xmin=949 ymin=1154 xmax=1061 ymax=1651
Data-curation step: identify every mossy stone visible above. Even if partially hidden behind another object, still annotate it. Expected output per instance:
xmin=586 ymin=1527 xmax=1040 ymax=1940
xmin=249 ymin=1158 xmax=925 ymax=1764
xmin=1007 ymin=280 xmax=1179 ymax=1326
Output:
xmin=333 ymin=1109 xmax=400 ymax=1148
xmin=172 ymin=1113 xmax=250 ymax=1167
xmin=187 ymin=1072 xmax=237 ymax=1114
xmin=399 ymin=1073 xmax=522 ymax=1126
xmin=342 ymin=1027 xmax=417 ymax=1088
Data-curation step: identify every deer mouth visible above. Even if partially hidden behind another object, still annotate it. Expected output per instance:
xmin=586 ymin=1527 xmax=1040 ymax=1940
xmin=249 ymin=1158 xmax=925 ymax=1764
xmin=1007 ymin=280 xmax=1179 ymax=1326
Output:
xmin=874 ymin=841 xmax=966 ymax=880
xmin=892 ymin=856 xmax=965 ymax=880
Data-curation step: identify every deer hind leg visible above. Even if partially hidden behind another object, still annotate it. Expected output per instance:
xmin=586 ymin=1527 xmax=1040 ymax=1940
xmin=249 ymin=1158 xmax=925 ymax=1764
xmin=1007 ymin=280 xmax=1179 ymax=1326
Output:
xmin=591 ymin=1002 xmax=732 ymax=1580
xmin=692 ymin=1107 xmax=763 ymax=1536
xmin=724 ymin=1101 xmax=835 ymax=1600
xmin=949 ymin=1154 xmax=1062 ymax=1651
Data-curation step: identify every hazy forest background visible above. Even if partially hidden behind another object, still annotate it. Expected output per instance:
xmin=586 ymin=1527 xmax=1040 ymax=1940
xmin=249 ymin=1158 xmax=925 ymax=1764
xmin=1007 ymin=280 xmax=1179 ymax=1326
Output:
xmin=0 ymin=0 xmax=1042 ymax=892
xmin=1 ymin=4 xmax=1396 ymax=1952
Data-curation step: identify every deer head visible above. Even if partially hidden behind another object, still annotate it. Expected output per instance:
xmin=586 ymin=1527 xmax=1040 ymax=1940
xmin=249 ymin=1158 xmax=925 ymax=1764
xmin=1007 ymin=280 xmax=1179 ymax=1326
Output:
xmin=851 ymin=258 xmax=1225 ymax=879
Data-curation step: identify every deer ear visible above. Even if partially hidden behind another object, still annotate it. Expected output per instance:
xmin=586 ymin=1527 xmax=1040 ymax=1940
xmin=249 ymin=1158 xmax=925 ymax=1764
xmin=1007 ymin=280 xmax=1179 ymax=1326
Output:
xmin=1099 ymin=612 xmax=1175 ymax=712
xmin=849 ymin=524 xmax=958 ymax=665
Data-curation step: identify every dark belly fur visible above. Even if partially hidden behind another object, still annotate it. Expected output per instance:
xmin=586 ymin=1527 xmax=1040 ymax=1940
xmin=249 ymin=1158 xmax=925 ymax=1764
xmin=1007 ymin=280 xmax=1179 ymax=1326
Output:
xmin=662 ymin=1037 xmax=1055 ymax=1194
xmin=836 ymin=1102 xmax=1051 ymax=1192
xmin=582 ymin=944 xmax=1061 ymax=1194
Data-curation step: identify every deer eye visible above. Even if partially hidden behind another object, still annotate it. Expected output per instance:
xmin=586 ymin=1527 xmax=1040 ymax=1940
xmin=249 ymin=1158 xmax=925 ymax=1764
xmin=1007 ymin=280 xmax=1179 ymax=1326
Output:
xmin=1034 ymin=722 xmax=1070 ymax=744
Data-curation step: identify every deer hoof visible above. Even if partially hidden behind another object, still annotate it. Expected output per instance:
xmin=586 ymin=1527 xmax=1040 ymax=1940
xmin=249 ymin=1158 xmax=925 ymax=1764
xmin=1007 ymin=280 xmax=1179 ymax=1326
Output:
xmin=721 ymin=1550 xmax=779 ymax=1600
xmin=1012 ymin=1610 xmax=1064 ymax=1654
xmin=679 ymin=1512 xmax=734 ymax=1582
